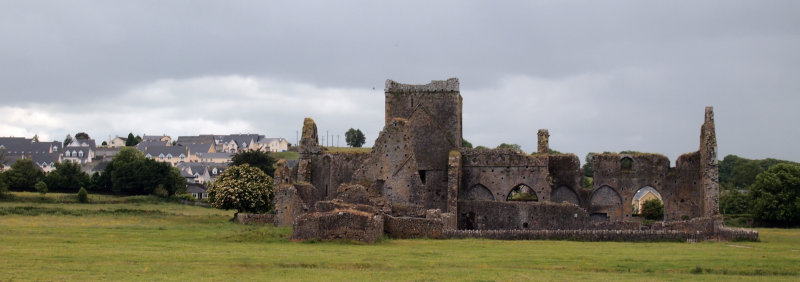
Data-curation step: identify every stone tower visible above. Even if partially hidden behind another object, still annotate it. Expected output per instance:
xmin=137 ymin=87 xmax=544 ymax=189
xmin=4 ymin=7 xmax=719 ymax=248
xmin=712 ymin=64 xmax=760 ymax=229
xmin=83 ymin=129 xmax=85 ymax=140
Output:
xmin=384 ymin=78 xmax=463 ymax=210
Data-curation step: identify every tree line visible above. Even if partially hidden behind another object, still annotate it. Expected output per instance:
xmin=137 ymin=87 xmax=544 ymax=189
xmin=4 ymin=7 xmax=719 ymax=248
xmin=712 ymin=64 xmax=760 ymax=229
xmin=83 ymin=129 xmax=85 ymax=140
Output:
xmin=0 ymin=147 xmax=186 ymax=198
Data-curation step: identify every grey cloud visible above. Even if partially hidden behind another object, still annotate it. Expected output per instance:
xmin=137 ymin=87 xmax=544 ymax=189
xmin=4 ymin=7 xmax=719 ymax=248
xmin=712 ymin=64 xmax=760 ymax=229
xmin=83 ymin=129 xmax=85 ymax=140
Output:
xmin=0 ymin=1 xmax=798 ymax=161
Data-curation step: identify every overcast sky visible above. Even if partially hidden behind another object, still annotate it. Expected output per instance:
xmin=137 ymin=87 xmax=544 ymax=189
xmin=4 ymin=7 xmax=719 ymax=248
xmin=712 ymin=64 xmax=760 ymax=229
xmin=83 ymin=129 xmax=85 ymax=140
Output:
xmin=2 ymin=1 xmax=798 ymax=163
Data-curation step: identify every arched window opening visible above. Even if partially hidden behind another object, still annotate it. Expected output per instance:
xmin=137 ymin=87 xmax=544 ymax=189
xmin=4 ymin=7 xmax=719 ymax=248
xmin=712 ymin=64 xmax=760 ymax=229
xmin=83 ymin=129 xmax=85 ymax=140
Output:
xmin=632 ymin=186 xmax=664 ymax=220
xmin=507 ymin=184 xmax=538 ymax=201
xmin=620 ymin=157 xmax=633 ymax=172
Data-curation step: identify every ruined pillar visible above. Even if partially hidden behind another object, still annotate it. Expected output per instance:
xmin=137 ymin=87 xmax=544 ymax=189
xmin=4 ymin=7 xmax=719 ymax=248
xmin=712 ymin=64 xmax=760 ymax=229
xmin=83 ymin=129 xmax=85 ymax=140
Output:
xmin=537 ymin=129 xmax=550 ymax=154
xmin=297 ymin=118 xmax=321 ymax=183
xmin=699 ymin=107 xmax=719 ymax=216
xmin=446 ymin=150 xmax=462 ymax=214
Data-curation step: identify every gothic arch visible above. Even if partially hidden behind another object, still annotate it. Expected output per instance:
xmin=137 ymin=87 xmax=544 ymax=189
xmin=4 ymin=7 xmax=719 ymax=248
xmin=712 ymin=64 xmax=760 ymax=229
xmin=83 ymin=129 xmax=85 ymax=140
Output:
xmin=463 ymin=184 xmax=495 ymax=201
xmin=551 ymin=185 xmax=579 ymax=205
xmin=507 ymin=184 xmax=538 ymax=202
xmin=590 ymin=185 xmax=623 ymax=221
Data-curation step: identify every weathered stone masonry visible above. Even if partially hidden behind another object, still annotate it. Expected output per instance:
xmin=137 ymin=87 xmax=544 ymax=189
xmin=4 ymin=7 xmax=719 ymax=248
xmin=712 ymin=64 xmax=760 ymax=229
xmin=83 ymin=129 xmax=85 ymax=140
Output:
xmin=270 ymin=78 xmax=755 ymax=242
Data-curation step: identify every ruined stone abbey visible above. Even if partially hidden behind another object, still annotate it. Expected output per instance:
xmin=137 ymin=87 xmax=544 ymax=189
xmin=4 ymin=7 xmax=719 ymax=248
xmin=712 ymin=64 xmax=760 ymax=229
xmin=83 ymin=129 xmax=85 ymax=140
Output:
xmin=264 ymin=78 xmax=757 ymax=242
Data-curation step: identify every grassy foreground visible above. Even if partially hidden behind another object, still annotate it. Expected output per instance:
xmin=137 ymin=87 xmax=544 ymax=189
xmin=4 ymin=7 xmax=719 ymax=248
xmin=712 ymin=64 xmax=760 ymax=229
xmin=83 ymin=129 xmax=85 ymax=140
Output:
xmin=2 ymin=192 xmax=800 ymax=281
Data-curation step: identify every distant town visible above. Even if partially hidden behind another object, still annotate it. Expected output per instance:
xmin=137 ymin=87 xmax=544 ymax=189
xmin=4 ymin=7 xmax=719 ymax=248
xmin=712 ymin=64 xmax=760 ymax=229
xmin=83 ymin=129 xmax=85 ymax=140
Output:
xmin=0 ymin=133 xmax=289 ymax=198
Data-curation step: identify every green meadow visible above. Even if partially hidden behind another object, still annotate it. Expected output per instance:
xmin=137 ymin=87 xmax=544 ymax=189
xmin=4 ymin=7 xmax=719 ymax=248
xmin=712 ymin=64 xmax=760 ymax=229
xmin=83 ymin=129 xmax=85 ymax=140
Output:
xmin=1 ymin=192 xmax=799 ymax=281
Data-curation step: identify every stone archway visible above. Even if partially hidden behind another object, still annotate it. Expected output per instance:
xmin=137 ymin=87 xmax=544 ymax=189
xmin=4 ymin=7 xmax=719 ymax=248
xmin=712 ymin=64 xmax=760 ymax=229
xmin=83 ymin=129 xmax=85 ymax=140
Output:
xmin=507 ymin=184 xmax=538 ymax=202
xmin=551 ymin=185 xmax=579 ymax=205
xmin=632 ymin=186 xmax=663 ymax=218
xmin=590 ymin=185 xmax=623 ymax=221
xmin=464 ymin=184 xmax=495 ymax=201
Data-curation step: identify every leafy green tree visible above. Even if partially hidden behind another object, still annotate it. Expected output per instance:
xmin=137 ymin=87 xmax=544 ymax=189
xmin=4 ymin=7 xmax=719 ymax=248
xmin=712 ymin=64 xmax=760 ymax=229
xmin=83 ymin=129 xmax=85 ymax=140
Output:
xmin=32 ymin=134 xmax=39 ymax=142
xmin=45 ymin=160 xmax=90 ymax=193
xmin=35 ymin=181 xmax=48 ymax=195
xmin=583 ymin=153 xmax=595 ymax=177
xmin=496 ymin=143 xmax=522 ymax=153
xmin=0 ymin=174 xmax=8 ymax=197
xmin=345 ymin=128 xmax=366 ymax=148
xmin=125 ymin=133 xmax=140 ymax=146
xmin=107 ymin=147 xmax=186 ymax=196
xmin=641 ymin=199 xmax=664 ymax=220
xmin=101 ymin=141 xmax=108 ymax=146
xmin=720 ymin=188 xmax=749 ymax=215
xmin=0 ymin=147 xmax=7 ymax=172
xmin=231 ymin=150 xmax=276 ymax=177
xmin=63 ymin=134 xmax=73 ymax=147
xmin=208 ymin=164 xmax=274 ymax=213
xmin=719 ymin=154 xmax=799 ymax=191
xmin=749 ymin=163 xmax=800 ymax=226
xmin=462 ymin=139 xmax=473 ymax=149
xmin=475 ymin=146 xmax=489 ymax=150
xmin=87 ymin=171 xmax=102 ymax=191
xmin=4 ymin=159 xmax=44 ymax=191
xmin=77 ymin=187 xmax=89 ymax=203
xmin=75 ymin=132 xmax=90 ymax=140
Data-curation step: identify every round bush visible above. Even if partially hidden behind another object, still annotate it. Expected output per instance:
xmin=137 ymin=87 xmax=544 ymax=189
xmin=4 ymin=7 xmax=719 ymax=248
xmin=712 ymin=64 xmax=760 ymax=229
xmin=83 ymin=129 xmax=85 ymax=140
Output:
xmin=207 ymin=164 xmax=274 ymax=213
xmin=77 ymin=187 xmax=89 ymax=203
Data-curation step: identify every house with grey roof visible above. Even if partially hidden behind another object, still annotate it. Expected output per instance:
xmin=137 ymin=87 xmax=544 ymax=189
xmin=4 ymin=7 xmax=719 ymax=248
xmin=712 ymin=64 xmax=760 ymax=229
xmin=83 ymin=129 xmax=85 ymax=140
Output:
xmin=109 ymin=136 xmax=127 ymax=148
xmin=176 ymin=135 xmax=216 ymax=145
xmin=258 ymin=137 xmax=289 ymax=152
xmin=220 ymin=134 xmax=264 ymax=153
xmin=186 ymin=183 xmax=208 ymax=200
xmin=135 ymin=140 xmax=170 ymax=151
xmin=183 ymin=143 xmax=216 ymax=162
xmin=143 ymin=145 xmax=188 ymax=166
xmin=177 ymin=162 xmax=227 ymax=183
xmin=0 ymin=137 xmax=63 ymax=171
xmin=142 ymin=134 xmax=172 ymax=144
xmin=63 ymin=139 xmax=96 ymax=164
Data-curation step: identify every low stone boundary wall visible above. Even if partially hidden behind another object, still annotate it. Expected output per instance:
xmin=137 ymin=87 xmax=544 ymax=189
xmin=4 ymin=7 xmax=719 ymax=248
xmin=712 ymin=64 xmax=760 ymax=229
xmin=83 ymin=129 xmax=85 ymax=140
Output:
xmin=235 ymin=213 xmax=276 ymax=225
xmin=715 ymin=226 xmax=759 ymax=241
xmin=384 ymin=216 xmax=444 ymax=239
xmin=447 ymin=229 xmax=714 ymax=242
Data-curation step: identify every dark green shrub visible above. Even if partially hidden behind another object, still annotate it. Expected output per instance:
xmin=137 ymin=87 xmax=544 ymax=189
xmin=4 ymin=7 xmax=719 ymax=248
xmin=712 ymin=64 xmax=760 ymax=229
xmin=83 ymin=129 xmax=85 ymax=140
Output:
xmin=641 ymin=199 xmax=664 ymax=220
xmin=153 ymin=184 xmax=169 ymax=198
xmin=175 ymin=193 xmax=196 ymax=202
xmin=35 ymin=181 xmax=48 ymax=196
xmin=77 ymin=187 xmax=89 ymax=203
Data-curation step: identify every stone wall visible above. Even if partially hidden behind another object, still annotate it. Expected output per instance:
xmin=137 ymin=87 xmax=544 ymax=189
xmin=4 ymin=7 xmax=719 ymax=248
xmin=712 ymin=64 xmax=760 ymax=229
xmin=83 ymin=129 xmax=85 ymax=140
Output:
xmin=446 ymin=229 xmax=717 ymax=242
xmin=310 ymin=152 xmax=370 ymax=200
xmin=457 ymin=200 xmax=589 ymax=230
xmin=460 ymin=149 xmax=550 ymax=202
xmin=547 ymin=154 xmax=583 ymax=206
xmin=352 ymin=118 xmax=424 ymax=206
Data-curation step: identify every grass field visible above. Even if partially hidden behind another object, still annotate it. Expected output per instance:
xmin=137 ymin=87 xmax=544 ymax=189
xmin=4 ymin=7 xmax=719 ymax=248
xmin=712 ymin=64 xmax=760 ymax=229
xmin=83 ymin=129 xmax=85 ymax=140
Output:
xmin=2 ymin=192 xmax=800 ymax=281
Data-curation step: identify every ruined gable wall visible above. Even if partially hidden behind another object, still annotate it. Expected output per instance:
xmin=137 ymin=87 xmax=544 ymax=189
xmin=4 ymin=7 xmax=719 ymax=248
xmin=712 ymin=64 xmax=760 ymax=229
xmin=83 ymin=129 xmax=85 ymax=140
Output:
xmin=590 ymin=154 xmax=670 ymax=221
xmin=664 ymin=152 xmax=703 ymax=220
xmin=459 ymin=149 xmax=551 ymax=202
xmin=309 ymin=152 xmax=370 ymax=200
xmin=547 ymin=154 xmax=583 ymax=206
xmin=352 ymin=118 xmax=425 ymax=206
